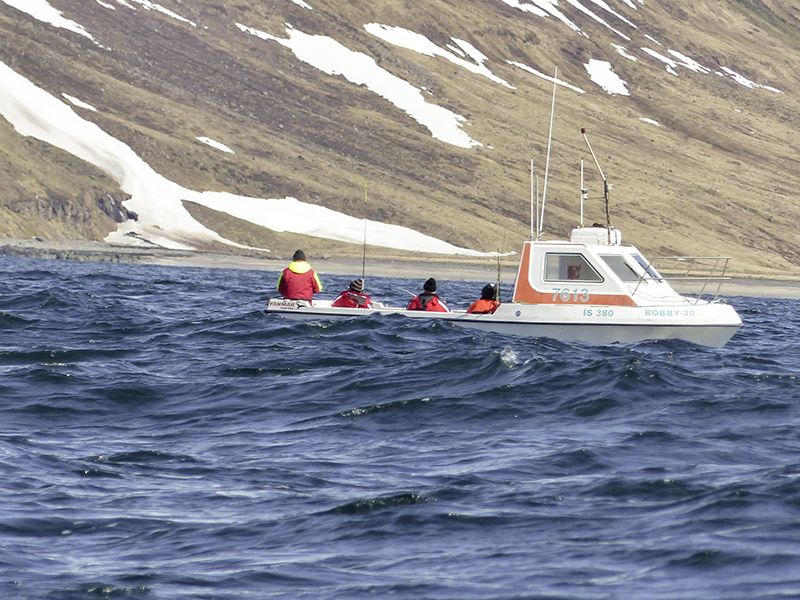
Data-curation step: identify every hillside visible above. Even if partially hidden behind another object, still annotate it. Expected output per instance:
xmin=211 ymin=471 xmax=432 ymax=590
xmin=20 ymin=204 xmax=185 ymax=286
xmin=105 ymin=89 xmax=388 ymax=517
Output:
xmin=0 ymin=0 xmax=798 ymax=276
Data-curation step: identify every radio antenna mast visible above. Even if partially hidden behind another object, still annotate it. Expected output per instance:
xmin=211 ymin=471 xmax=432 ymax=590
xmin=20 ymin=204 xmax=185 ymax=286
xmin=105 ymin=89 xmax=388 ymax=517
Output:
xmin=530 ymin=159 xmax=536 ymax=240
xmin=579 ymin=159 xmax=588 ymax=227
xmin=538 ymin=66 xmax=558 ymax=240
xmin=581 ymin=128 xmax=611 ymax=239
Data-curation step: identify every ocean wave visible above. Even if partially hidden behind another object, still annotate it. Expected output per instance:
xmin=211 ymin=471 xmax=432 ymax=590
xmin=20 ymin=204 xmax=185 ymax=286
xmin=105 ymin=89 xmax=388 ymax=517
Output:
xmin=330 ymin=492 xmax=435 ymax=515
xmin=1 ymin=258 xmax=799 ymax=599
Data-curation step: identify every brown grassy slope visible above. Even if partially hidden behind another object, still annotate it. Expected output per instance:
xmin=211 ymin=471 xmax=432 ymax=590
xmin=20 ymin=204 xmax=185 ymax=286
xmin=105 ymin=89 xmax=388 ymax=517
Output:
xmin=0 ymin=0 xmax=798 ymax=277
xmin=0 ymin=100 xmax=121 ymax=241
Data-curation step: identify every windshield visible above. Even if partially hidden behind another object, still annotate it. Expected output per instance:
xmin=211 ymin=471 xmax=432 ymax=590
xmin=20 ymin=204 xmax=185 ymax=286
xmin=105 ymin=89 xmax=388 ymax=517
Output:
xmin=632 ymin=253 xmax=663 ymax=281
xmin=599 ymin=255 xmax=640 ymax=282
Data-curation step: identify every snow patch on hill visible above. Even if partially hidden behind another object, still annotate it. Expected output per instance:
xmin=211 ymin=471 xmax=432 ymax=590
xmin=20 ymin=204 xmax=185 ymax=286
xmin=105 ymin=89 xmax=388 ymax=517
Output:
xmin=196 ymin=137 xmax=234 ymax=154
xmin=62 ymin=94 xmax=97 ymax=112
xmin=1 ymin=0 xmax=97 ymax=42
xmin=112 ymin=0 xmax=196 ymax=27
xmin=365 ymin=23 xmax=513 ymax=89
xmin=0 ymin=62 xmax=487 ymax=256
xmin=584 ymin=59 xmax=629 ymax=95
xmin=507 ymin=61 xmax=586 ymax=94
xmin=237 ymin=23 xmax=482 ymax=149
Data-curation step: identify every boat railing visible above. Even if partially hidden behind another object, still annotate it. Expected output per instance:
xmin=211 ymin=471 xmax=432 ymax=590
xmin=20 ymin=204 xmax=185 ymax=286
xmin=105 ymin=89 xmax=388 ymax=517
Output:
xmin=632 ymin=256 xmax=733 ymax=303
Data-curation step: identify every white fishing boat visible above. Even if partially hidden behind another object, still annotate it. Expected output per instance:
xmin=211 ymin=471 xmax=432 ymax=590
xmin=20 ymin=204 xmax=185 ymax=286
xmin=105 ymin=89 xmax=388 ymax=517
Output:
xmin=265 ymin=224 xmax=741 ymax=347
xmin=266 ymin=78 xmax=742 ymax=347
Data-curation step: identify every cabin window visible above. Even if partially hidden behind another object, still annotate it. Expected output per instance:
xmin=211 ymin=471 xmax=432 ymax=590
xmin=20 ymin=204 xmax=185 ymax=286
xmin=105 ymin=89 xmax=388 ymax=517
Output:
xmin=600 ymin=255 xmax=640 ymax=282
xmin=631 ymin=253 xmax=663 ymax=281
xmin=544 ymin=253 xmax=603 ymax=282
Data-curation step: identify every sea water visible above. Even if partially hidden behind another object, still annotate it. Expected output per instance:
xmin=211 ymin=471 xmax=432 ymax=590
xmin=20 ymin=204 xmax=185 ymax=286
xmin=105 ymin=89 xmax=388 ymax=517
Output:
xmin=0 ymin=257 xmax=798 ymax=599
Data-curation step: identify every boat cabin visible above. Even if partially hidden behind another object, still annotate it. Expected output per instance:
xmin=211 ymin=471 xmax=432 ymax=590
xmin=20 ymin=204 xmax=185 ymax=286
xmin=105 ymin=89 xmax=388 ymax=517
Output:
xmin=513 ymin=227 xmax=686 ymax=307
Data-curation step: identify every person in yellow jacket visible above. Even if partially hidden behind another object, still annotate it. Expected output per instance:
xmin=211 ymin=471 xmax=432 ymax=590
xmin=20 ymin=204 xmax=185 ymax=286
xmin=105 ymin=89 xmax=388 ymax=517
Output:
xmin=276 ymin=250 xmax=323 ymax=302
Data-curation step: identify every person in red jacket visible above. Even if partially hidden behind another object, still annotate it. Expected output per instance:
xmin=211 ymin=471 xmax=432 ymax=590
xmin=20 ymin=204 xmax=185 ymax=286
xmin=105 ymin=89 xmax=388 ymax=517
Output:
xmin=406 ymin=278 xmax=448 ymax=312
xmin=467 ymin=283 xmax=500 ymax=314
xmin=277 ymin=249 xmax=323 ymax=302
xmin=331 ymin=278 xmax=373 ymax=308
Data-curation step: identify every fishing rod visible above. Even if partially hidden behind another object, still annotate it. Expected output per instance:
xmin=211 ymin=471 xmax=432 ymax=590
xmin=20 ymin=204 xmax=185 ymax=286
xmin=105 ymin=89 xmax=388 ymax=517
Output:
xmin=495 ymin=254 xmax=502 ymax=302
xmin=361 ymin=181 xmax=368 ymax=283
xmin=495 ymin=230 xmax=506 ymax=301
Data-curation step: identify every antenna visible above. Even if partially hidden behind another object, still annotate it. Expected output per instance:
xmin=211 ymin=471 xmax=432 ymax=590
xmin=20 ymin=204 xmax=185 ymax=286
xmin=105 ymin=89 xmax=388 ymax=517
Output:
xmin=530 ymin=159 xmax=535 ymax=241
xmin=535 ymin=168 xmax=540 ymax=235
xmin=530 ymin=160 xmax=542 ymax=241
xmin=538 ymin=66 xmax=558 ymax=239
xmin=581 ymin=127 xmax=612 ymax=239
xmin=579 ymin=159 xmax=587 ymax=227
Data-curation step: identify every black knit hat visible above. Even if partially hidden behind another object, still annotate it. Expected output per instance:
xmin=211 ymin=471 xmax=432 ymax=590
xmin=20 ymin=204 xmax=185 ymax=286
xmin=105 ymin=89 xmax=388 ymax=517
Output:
xmin=349 ymin=278 xmax=364 ymax=292
xmin=292 ymin=249 xmax=306 ymax=261
xmin=423 ymin=277 xmax=436 ymax=292
xmin=481 ymin=283 xmax=496 ymax=300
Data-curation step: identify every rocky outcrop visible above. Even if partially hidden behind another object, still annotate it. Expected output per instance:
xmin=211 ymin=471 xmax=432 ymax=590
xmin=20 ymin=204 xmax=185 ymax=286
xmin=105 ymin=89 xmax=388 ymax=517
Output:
xmin=96 ymin=193 xmax=138 ymax=223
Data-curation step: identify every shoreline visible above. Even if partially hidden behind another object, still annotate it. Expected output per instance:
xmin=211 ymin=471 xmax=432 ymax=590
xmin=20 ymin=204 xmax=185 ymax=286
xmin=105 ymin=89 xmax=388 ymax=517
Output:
xmin=2 ymin=238 xmax=799 ymax=299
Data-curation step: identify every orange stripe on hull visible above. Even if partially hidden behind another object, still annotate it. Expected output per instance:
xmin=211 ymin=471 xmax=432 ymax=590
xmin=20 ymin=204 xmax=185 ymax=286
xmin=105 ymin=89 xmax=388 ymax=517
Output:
xmin=512 ymin=243 xmax=637 ymax=307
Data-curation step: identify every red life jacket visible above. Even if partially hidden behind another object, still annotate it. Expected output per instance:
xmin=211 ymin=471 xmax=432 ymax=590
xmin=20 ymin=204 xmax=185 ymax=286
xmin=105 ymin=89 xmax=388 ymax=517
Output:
xmin=406 ymin=293 xmax=448 ymax=312
xmin=466 ymin=299 xmax=500 ymax=314
xmin=277 ymin=261 xmax=322 ymax=301
xmin=331 ymin=290 xmax=373 ymax=308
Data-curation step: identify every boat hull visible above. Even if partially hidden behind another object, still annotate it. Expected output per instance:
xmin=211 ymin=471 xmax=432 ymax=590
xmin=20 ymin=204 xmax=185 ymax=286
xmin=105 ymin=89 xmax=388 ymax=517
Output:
xmin=448 ymin=319 xmax=738 ymax=347
xmin=265 ymin=299 xmax=742 ymax=347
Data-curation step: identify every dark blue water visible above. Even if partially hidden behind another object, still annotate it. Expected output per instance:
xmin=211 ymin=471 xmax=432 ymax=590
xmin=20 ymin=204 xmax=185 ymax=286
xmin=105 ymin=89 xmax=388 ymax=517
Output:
xmin=1 ymin=257 xmax=798 ymax=599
